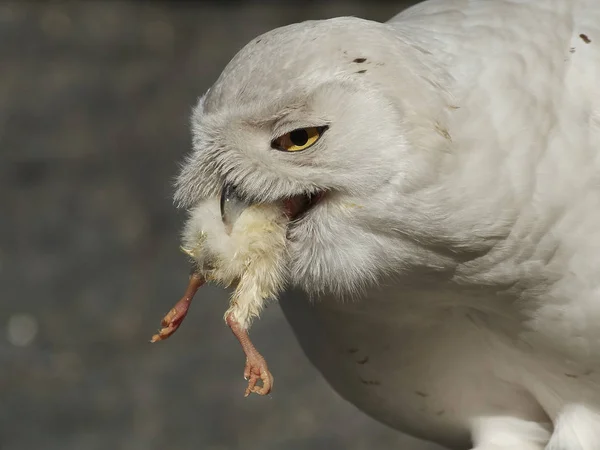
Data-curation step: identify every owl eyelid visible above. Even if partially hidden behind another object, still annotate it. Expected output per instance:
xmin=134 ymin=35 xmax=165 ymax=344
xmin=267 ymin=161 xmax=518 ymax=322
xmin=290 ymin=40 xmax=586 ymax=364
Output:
xmin=270 ymin=125 xmax=329 ymax=152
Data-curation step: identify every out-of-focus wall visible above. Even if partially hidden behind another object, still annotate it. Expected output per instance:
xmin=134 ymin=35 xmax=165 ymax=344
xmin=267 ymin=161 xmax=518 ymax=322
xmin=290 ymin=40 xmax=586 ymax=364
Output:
xmin=0 ymin=2 xmax=444 ymax=449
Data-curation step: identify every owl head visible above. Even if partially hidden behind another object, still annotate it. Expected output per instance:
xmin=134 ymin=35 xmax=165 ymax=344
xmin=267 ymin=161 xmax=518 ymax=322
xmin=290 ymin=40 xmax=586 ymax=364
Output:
xmin=174 ymin=17 xmax=469 ymax=298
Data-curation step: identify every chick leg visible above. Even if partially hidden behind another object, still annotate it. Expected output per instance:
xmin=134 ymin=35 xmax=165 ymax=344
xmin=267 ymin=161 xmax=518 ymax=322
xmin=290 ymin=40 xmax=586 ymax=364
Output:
xmin=226 ymin=312 xmax=273 ymax=397
xmin=151 ymin=272 xmax=204 ymax=342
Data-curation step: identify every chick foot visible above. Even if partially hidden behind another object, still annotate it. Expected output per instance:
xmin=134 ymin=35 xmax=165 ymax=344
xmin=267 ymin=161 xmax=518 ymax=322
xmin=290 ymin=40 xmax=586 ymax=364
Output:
xmin=226 ymin=312 xmax=274 ymax=396
xmin=151 ymin=272 xmax=204 ymax=342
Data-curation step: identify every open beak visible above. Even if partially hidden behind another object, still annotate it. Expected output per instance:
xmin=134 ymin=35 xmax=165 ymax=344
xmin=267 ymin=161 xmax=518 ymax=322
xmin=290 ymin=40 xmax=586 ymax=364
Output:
xmin=220 ymin=182 xmax=326 ymax=235
xmin=220 ymin=183 xmax=251 ymax=235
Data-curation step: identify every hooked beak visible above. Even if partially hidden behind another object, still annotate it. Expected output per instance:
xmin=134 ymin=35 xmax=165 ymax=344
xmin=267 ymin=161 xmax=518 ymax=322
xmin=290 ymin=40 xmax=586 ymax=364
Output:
xmin=220 ymin=183 xmax=327 ymax=235
xmin=220 ymin=183 xmax=251 ymax=235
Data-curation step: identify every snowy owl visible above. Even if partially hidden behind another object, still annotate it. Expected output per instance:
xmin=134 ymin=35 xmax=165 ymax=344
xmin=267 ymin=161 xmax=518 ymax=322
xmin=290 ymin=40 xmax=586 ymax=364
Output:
xmin=156 ymin=0 xmax=600 ymax=448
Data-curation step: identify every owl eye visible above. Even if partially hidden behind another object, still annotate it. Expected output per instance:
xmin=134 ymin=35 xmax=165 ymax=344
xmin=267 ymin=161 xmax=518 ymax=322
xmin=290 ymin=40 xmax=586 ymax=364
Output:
xmin=271 ymin=126 xmax=327 ymax=152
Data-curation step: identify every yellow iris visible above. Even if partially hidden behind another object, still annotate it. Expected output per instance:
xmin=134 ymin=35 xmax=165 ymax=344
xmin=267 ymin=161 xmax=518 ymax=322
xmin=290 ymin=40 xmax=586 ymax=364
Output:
xmin=272 ymin=126 xmax=324 ymax=152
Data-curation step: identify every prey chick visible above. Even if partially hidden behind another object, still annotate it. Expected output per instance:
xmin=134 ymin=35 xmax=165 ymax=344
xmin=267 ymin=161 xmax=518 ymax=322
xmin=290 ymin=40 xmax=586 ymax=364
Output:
xmin=151 ymin=186 xmax=289 ymax=396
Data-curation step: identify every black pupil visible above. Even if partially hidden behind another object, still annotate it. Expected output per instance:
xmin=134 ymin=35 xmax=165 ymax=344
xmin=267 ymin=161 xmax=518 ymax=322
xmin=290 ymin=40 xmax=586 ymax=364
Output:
xmin=289 ymin=129 xmax=309 ymax=146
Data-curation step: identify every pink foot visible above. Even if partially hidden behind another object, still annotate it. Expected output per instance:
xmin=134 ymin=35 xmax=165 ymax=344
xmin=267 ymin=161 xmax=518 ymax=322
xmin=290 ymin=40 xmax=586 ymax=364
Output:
xmin=150 ymin=272 xmax=204 ymax=343
xmin=226 ymin=313 xmax=274 ymax=396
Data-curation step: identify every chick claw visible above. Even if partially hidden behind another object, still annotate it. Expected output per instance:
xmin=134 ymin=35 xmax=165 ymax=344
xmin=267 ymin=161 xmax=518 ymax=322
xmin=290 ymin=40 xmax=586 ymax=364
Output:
xmin=226 ymin=312 xmax=274 ymax=396
xmin=150 ymin=272 xmax=204 ymax=343
xmin=243 ymin=354 xmax=274 ymax=397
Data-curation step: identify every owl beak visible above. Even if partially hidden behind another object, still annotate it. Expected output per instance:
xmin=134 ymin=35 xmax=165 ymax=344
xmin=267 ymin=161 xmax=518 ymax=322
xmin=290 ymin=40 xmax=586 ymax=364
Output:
xmin=220 ymin=183 xmax=251 ymax=235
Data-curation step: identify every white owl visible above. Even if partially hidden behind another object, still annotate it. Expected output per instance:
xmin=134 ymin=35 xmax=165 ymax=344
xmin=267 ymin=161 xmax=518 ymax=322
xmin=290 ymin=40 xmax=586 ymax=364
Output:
xmin=157 ymin=0 xmax=600 ymax=448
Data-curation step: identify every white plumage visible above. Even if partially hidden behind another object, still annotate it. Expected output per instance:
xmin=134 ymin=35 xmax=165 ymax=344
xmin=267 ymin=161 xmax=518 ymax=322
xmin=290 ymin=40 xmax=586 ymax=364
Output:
xmin=174 ymin=0 xmax=600 ymax=448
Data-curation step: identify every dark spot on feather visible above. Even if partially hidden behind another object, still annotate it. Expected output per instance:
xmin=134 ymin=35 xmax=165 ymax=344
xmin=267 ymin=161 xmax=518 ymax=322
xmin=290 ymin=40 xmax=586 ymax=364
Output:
xmin=359 ymin=377 xmax=381 ymax=386
xmin=415 ymin=391 xmax=429 ymax=397
xmin=356 ymin=70 xmax=367 ymax=74
xmin=353 ymin=58 xmax=367 ymax=63
xmin=580 ymin=34 xmax=591 ymax=44
xmin=256 ymin=39 xmax=262 ymax=44
xmin=436 ymin=410 xmax=445 ymax=416
xmin=356 ymin=356 xmax=369 ymax=364
xmin=565 ymin=373 xmax=578 ymax=378
xmin=570 ymin=47 xmax=576 ymax=53
xmin=348 ymin=348 xmax=358 ymax=354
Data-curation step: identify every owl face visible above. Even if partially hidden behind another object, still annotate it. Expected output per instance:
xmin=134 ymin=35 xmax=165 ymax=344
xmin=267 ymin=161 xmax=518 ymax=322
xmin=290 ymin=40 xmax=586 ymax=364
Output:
xmin=174 ymin=18 xmax=455 ymax=297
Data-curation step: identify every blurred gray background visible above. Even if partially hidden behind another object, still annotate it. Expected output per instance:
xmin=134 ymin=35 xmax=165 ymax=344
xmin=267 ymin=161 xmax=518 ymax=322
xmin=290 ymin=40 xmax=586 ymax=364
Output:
xmin=0 ymin=2 xmax=444 ymax=449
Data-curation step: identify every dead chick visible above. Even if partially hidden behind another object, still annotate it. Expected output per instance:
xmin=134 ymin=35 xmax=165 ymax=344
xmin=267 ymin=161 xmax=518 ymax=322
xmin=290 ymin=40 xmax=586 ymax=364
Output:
xmin=151 ymin=183 xmax=288 ymax=396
